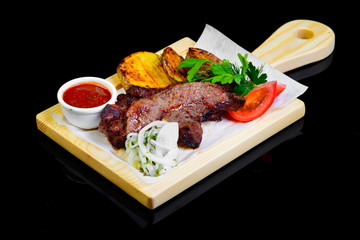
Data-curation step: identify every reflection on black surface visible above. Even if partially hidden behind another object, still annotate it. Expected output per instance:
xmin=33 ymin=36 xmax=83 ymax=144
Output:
xmin=285 ymin=52 xmax=333 ymax=81
xmin=38 ymin=119 xmax=304 ymax=228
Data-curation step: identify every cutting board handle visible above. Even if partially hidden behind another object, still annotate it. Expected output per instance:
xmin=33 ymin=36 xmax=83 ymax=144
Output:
xmin=252 ymin=19 xmax=335 ymax=73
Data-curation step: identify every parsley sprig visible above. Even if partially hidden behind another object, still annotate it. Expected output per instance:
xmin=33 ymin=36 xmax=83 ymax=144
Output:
xmin=177 ymin=53 xmax=268 ymax=97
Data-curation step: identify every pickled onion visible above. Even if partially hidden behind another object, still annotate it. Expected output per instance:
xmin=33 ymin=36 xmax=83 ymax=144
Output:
xmin=125 ymin=121 xmax=179 ymax=177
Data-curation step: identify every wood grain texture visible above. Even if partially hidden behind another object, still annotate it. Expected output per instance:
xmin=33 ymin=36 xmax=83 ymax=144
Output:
xmin=252 ymin=19 xmax=335 ymax=72
xmin=36 ymin=20 xmax=334 ymax=209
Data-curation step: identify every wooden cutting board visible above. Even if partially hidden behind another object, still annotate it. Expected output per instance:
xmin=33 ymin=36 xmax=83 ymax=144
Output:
xmin=36 ymin=20 xmax=334 ymax=209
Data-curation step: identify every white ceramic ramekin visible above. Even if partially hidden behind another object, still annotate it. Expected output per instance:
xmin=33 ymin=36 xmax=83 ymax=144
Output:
xmin=57 ymin=76 xmax=117 ymax=129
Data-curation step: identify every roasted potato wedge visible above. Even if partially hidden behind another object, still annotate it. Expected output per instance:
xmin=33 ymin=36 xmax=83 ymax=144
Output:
xmin=186 ymin=48 xmax=222 ymax=64
xmin=117 ymin=51 xmax=174 ymax=90
xmin=161 ymin=47 xmax=187 ymax=82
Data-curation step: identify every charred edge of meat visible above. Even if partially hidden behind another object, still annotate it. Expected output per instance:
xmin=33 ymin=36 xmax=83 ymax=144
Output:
xmin=126 ymin=85 xmax=164 ymax=98
xmin=99 ymin=94 xmax=137 ymax=150
xmin=104 ymin=120 xmax=127 ymax=149
xmin=178 ymin=121 xmax=203 ymax=149
xmin=201 ymin=110 xmax=222 ymax=122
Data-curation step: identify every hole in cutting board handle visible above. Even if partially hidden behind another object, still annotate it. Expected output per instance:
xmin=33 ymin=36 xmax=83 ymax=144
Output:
xmin=252 ymin=20 xmax=335 ymax=72
xmin=295 ymin=28 xmax=314 ymax=39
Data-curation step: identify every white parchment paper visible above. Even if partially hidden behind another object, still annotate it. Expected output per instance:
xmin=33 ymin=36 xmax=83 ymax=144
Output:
xmin=53 ymin=24 xmax=308 ymax=183
xmin=194 ymin=24 xmax=308 ymax=109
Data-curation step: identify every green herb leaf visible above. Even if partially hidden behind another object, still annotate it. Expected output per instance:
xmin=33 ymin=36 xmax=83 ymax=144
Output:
xmin=178 ymin=58 xmax=212 ymax=81
xmin=233 ymin=74 xmax=242 ymax=84
xmin=177 ymin=53 xmax=268 ymax=97
xmin=232 ymin=82 xmax=254 ymax=97
xmin=247 ymin=62 xmax=267 ymax=85
xmin=238 ymin=53 xmax=249 ymax=81
xmin=206 ymin=74 xmax=234 ymax=84
xmin=177 ymin=58 xmax=200 ymax=69
xmin=210 ymin=63 xmax=227 ymax=75
xmin=188 ymin=59 xmax=212 ymax=81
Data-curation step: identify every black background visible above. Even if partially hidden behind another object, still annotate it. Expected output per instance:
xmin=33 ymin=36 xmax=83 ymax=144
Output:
xmin=5 ymin=3 xmax=359 ymax=237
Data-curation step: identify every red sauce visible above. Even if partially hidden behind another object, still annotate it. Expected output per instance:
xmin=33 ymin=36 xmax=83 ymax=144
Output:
xmin=63 ymin=82 xmax=112 ymax=108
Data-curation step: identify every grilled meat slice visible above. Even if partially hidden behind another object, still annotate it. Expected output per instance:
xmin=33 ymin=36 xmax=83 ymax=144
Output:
xmin=99 ymin=105 xmax=127 ymax=149
xmin=179 ymin=121 xmax=203 ymax=149
xmin=100 ymin=82 xmax=245 ymax=149
xmin=102 ymin=120 xmax=127 ymax=150
xmin=99 ymin=87 xmax=165 ymax=150
xmin=162 ymin=108 xmax=204 ymax=148
xmin=125 ymin=82 xmax=245 ymax=148
xmin=99 ymin=94 xmax=137 ymax=149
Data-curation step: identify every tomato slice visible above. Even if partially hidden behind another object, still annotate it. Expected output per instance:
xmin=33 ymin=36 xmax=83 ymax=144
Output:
xmin=275 ymin=82 xmax=286 ymax=98
xmin=228 ymin=81 xmax=277 ymax=122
